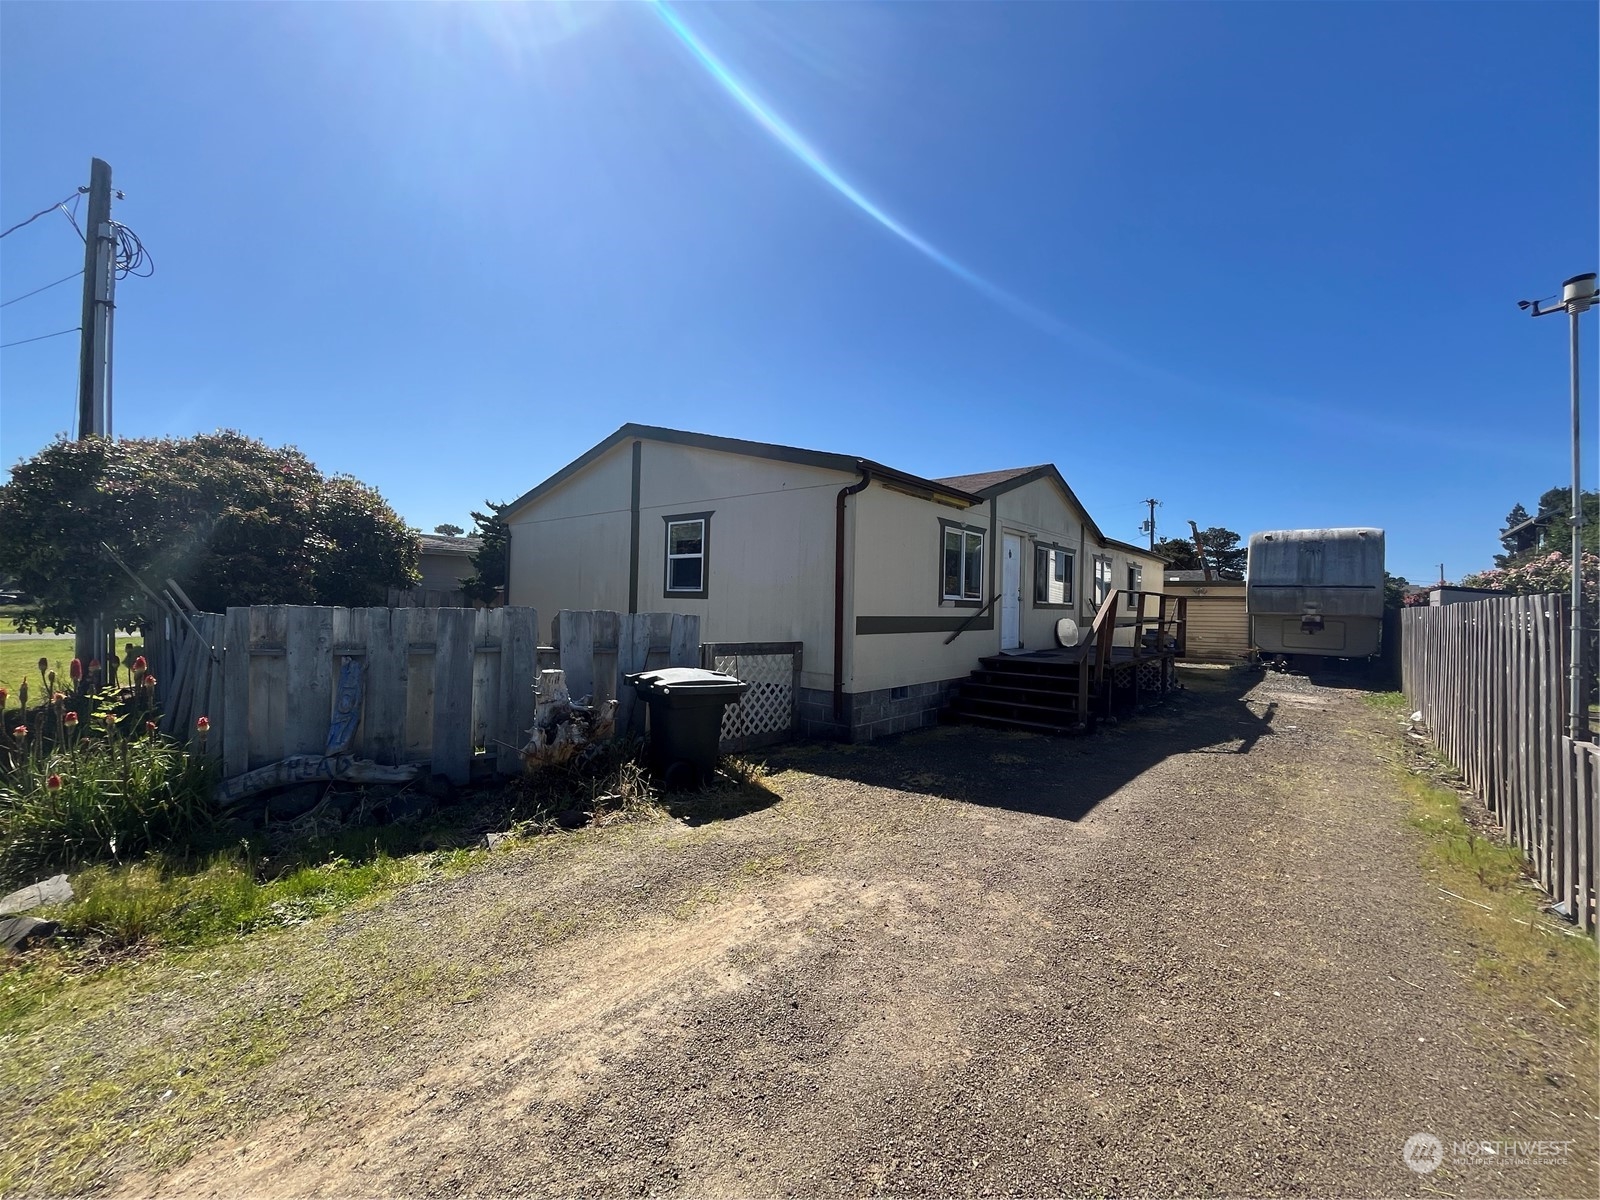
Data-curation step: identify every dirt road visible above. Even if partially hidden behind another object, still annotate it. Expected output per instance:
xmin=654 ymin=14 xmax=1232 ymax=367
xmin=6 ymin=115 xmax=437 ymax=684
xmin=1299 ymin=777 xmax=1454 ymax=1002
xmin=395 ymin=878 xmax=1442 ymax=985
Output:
xmin=123 ymin=670 xmax=1595 ymax=1197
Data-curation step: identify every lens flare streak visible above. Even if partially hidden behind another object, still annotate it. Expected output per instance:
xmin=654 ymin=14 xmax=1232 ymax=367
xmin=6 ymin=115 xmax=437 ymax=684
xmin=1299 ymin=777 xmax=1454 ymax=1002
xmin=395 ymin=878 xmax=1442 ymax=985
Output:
xmin=650 ymin=0 xmax=1074 ymax=338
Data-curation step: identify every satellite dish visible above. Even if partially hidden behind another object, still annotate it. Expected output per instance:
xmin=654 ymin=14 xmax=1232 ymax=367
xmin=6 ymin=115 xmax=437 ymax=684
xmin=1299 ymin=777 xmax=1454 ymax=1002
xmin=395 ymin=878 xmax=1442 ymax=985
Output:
xmin=1054 ymin=617 xmax=1081 ymax=648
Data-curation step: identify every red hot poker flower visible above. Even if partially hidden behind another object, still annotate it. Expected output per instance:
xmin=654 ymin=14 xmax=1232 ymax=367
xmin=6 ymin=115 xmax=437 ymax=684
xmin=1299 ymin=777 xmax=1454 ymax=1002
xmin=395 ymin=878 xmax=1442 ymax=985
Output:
xmin=46 ymin=774 xmax=62 ymax=791
xmin=132 ymin=656 xmax=148 ymax=674
xmin=63 ymin=711 xmax=79 ymax=727
xmin=196 ymin=716 xmax=211 ymax=733
xmin=70 ymin=658 xmax=83 ymax=681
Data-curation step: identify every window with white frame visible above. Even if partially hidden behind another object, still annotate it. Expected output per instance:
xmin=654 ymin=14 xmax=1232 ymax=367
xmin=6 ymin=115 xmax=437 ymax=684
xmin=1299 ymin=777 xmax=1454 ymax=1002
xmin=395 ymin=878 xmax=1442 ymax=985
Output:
xmin=1093 ymin=555 xmax=1113 ymax=606
xmin=941 ymin=523 xmax=985 ymax=602
xmin=663 ymin=513 xmax=711 ymax=597
xmin=1033 ymin=545 xmax=1075 ymax=606
xmin=1126 ymin=564 xmax=1142 ymax=611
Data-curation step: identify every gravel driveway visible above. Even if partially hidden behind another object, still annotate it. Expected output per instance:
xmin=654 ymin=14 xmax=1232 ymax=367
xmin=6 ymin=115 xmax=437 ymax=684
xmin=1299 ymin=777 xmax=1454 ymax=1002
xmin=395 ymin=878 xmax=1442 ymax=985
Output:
xmin=120 ymin=668 xmax=1595 ymax=1197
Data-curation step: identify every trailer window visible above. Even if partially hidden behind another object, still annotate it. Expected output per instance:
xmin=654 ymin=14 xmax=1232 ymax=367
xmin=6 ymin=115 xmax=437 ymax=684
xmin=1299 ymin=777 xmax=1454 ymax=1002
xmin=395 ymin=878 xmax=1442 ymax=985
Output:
xmin=1034 ymin=546 xmax=1074 ymax=606
xmin=1093 ymin=556 xmax=1113 ymax=606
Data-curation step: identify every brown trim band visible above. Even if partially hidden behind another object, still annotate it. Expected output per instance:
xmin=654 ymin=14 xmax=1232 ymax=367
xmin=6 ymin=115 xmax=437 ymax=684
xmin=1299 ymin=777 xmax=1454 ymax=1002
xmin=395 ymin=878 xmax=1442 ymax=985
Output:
xmin=856 ymin=614 xmax=995 ymax=635
xmin=627 ymin=440 xmax=642 ymax=614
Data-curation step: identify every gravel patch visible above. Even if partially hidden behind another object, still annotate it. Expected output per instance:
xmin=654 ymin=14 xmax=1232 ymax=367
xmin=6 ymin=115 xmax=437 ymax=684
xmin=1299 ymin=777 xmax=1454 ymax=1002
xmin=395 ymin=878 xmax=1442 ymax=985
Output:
xmin=108 ymin=669 xmax=1599 ymax=1197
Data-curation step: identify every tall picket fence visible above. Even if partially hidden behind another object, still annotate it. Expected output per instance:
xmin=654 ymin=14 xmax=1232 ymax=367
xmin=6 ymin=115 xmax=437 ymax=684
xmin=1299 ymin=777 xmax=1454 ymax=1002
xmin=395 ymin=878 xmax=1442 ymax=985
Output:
xmin=1402 ymin=594 xmax=1596 ymax=932
xmin=146 ymin=607 xmax=699 ymax=785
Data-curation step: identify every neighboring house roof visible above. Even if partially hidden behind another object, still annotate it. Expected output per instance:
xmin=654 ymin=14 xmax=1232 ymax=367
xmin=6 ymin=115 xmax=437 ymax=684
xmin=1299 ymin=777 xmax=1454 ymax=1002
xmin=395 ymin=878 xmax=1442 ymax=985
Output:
xmin=504 ymin=424 xmax=986 ymax=519
xmin=418 ymin=534 xmax=481 ymax=557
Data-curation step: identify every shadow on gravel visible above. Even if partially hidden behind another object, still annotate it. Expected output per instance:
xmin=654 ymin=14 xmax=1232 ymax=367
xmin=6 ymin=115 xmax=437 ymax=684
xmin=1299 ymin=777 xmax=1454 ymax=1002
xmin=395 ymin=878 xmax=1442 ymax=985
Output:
xmin=766 ymin=667 xmax=1276 ymax=823
xmin=663 ymin=779 xmax=783 ymax=827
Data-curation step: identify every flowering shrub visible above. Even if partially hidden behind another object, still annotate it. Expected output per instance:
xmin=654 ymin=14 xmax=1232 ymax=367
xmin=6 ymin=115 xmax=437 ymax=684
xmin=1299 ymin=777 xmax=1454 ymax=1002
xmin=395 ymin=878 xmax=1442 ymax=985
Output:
xmin=0 ymin=689 xmax=216 ymax=884
xmin=1459 ymin=550 xmax=1600 ymax=605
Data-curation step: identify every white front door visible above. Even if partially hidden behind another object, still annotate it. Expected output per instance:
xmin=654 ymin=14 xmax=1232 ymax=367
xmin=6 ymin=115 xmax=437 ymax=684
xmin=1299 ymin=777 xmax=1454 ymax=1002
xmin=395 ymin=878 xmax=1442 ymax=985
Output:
xmin=1001 ymin=534 xmax=1023 ymax=650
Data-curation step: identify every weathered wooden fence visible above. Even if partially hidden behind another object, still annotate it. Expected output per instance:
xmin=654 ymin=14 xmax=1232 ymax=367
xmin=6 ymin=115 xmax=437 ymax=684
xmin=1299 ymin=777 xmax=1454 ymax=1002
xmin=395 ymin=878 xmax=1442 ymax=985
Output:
xmin=386 ymin=586 xmax=477 ymax=609
xmin=1402 ymin=595 xmax=1596 ymax=932
xmin=147 ymin=607 xmax=700 ymax=785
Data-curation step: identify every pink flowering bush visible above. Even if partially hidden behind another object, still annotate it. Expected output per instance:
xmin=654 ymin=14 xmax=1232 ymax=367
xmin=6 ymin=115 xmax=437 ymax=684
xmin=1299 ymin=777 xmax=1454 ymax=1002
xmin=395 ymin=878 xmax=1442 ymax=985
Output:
xmin=1459 ymin=550 xmax=1600 ymax=606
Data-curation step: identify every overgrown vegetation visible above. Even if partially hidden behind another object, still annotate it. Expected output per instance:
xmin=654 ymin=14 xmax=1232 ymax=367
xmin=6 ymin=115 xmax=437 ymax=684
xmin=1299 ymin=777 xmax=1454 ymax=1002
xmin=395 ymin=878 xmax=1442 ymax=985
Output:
xmin=1380 ymin=716 xmax=1598 ymax=1027
xmin=1 ymin=663 xmax=216 ymax=885
xmin=0 ymin=431 xmax=420 ymax=632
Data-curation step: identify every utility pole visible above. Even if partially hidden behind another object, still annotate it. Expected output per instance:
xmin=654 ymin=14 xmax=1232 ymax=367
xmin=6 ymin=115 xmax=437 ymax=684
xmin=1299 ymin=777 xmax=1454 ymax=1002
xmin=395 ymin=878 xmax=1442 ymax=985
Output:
xmin=1139 ymin=498 xmax=1161 ymax=550
xmin=1521 ymin=272 xmax=1597 ymax=740
xmin=76 ymin=158 xmax=114 ymax=439
xmin=74 ymin=157 xmax=115 ymax=672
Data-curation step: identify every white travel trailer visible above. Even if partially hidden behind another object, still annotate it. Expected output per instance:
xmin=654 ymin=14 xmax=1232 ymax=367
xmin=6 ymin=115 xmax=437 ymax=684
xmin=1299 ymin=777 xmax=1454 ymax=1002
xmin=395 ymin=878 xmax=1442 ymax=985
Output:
xmin=1247 ymin=528 xmax=1386 ymax=659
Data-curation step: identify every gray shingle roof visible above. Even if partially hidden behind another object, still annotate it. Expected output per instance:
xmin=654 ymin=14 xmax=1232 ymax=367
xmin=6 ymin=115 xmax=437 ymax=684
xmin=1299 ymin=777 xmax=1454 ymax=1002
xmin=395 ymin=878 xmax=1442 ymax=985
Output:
xmin=418 ymin=534 xmax=481 ymax=556
xmin=933 ymin=466 xmax=1050 ymax=494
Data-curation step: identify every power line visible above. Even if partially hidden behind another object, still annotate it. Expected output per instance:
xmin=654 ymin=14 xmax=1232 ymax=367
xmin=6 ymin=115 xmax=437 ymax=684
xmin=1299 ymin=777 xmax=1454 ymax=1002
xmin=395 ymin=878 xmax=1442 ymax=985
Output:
xmin=0 ymin=269 xmax=84 ymax=308
xmin=111 ymin=221 xmax=152 ymax=278
xmin=0 ymin=326 xmax=80 ymax=350
xmin=0 ymin=189 xmax=86 ymax=239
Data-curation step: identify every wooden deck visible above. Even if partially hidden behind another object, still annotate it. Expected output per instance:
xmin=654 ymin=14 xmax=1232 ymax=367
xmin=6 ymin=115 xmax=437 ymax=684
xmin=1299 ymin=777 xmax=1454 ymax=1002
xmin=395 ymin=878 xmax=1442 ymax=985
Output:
xmin=944 ymin=590 xmax=1186 ymax=734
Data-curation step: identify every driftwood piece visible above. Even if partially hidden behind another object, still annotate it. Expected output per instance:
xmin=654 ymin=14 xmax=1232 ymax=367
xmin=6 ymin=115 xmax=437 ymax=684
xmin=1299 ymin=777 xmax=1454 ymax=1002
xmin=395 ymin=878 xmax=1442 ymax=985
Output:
xmin=523 ymin=669 xmax=618 ymax=769
xmin=219 ymin=754 xmax=420 ymax=809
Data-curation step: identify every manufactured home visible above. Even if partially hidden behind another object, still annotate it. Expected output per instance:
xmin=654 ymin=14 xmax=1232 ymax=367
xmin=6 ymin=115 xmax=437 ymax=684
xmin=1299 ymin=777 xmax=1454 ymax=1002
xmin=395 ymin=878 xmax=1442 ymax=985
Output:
xmin=505 ymin=425 xmax=1170 ymax=741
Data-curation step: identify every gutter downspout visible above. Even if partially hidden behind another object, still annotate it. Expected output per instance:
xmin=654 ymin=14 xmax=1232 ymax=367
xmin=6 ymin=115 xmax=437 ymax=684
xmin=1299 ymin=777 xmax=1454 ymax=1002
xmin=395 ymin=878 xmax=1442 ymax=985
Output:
xmin=834 ymin=468 xmax=871 ymax=722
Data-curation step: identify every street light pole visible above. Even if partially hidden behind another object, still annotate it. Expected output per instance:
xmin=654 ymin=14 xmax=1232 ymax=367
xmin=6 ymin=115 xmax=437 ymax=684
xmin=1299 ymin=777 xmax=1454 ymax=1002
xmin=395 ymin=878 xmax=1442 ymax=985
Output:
xmin=1523 ymin=271 xmax=1597 ymax=741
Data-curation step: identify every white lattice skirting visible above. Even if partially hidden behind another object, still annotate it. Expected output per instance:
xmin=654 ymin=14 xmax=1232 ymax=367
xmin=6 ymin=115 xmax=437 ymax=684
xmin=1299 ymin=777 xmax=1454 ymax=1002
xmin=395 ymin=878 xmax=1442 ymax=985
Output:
xmin=712 ymin=652 xmax=796 ymax=750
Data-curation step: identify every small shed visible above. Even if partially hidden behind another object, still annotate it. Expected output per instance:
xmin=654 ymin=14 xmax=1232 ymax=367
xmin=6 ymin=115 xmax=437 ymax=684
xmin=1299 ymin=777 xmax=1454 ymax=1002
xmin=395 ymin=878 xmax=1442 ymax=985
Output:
xmin=1427 ymin=585 xmax=1502 ymax=606
xmin=1163 ymin=570 xmax=1250 ymax=662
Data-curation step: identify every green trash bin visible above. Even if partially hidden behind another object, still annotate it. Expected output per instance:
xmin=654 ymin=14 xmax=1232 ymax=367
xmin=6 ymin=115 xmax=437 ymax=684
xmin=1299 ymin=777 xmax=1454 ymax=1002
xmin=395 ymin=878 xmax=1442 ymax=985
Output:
xmin=624 ymin=667 xmax=750 ymax=789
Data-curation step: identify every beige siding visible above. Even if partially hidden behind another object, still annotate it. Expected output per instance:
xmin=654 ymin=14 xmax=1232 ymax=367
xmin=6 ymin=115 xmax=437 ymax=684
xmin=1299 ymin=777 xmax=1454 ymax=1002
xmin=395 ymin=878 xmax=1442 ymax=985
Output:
xmin=507 ymin=438 xmax=851 ymax=689
xmin=506 ymin=442 xmax=634 ymax=639
xmin=993 ymin=476 xmax=1090 ymax=650
xmin=1164 ymin=582 xmax=1250 ymax=660
xmin=849 ymin=484 xmax=995 ymax=693
xmin=636 ymin=443 xmax=848 ymax=690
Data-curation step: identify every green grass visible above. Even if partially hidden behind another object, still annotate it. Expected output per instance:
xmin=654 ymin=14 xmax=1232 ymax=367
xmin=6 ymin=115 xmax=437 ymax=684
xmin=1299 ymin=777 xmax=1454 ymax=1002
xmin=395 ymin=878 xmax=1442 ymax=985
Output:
xmin=0 ymin=637 xmax=76 ymax=699
xmin=0 ymin=910 xmax=499 ymax=1195
xmin=0 ymin=633 xmax=150 ymax=700
xmin=0 ymin=808 xmax=582 ymax=1196
xmin=1361 ymin=690 xmax=1409 ymax=713
xmin=1397 ymin=764 xmax=1597 ymax=1023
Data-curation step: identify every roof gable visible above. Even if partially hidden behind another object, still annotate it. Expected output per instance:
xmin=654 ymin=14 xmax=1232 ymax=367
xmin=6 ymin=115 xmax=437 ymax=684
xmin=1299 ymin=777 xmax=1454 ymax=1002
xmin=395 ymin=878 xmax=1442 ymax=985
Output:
xmin=936 ymin=463 xmax=1107 ymax=545
xmin=504 ymin=424 xmax=984 ymax=519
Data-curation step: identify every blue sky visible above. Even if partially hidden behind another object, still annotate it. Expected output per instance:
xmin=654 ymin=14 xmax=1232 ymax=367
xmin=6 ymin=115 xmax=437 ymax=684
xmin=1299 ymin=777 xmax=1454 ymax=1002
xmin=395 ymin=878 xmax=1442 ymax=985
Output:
xmin=1 ymin=0 xmax=1595 ymax=583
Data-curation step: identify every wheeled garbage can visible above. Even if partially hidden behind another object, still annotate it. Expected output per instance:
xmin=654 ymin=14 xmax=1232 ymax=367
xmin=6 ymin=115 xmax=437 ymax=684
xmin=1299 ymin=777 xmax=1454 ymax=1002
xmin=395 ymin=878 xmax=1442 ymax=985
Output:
xmin=624 ymin=667 xmax=750 ymax=789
